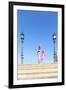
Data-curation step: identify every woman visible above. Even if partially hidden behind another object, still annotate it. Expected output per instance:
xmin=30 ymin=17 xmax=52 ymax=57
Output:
xmin=37 ymin=46 xmax=45 ymax=64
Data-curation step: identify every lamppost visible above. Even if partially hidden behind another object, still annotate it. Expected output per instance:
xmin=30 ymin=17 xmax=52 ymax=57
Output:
xmin=20 ymin=32 xmax=24 ymax=64
xmin=53 ymin=32 xmax=56 ymax=63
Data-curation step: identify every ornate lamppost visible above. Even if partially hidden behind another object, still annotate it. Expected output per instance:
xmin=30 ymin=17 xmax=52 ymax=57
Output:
xmin=53 ymin=32 xmax=57 ymax=63
xmin=20 ymin=32 xmax=24 ymax=64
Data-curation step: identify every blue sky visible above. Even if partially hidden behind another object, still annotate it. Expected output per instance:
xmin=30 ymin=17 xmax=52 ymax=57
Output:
xmin=17 ymin=10 xmax=58 ymax=64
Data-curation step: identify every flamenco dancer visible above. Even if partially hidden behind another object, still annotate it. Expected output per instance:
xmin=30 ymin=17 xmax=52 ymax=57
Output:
xmin=37 ymin=46 xmax=45 ymax=64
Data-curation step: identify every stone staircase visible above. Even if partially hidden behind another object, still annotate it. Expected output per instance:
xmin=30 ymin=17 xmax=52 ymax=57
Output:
xmin=17 ymin=63 xmax=58 ymax=80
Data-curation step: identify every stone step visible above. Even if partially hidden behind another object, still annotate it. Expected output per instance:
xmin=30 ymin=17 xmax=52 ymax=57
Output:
xmin=17 ymin=63 xmax=58 ymax=80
